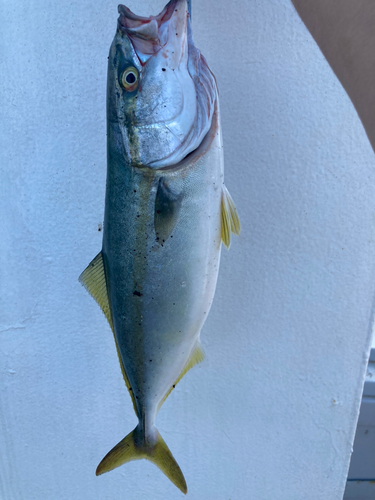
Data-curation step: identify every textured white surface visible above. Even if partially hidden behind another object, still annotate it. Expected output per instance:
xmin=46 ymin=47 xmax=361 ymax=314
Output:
xmin=1 ymin=0 xmax=375 ymax=499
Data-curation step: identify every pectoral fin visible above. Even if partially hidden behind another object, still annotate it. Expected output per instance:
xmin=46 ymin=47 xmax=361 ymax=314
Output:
xmin=221 ymin=184 xmax=240 ymax=249
xmin=154 ymin=177 xmax=183 ymax=243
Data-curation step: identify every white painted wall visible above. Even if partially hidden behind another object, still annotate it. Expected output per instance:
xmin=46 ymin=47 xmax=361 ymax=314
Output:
xmin=1 ymin=1 xmax=375 ymax=498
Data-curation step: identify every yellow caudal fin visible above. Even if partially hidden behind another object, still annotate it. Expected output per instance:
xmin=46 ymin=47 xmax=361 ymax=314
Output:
xmin=221 ymin=184 xmax=241 ymax=249
xmin=78 ymin=252 xmax=137 ymax=413
xmin=96 ymin=426 xmax=187 ymax=494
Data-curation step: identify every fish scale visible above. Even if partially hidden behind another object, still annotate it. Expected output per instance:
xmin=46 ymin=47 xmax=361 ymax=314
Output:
xmin=79 ymin=0 xmax=240 ymax=494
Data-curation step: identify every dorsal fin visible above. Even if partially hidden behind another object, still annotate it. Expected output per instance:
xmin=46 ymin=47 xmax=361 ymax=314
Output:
xmin=79 ymin=252 xmax=113 ymax=329
xmin=79 ymin=252 xmax=137 ymax=413
xmin=158 ymin=343 xmax=205 ymax=411
xmin=221 ymin=184 xmax=241 ymax=249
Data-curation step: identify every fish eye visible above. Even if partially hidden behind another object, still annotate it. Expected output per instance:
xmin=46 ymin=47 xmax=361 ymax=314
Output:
xmin=121 ymin=67 xmax=139 ymax=91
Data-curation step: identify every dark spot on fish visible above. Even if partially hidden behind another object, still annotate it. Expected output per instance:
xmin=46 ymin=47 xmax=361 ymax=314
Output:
xmin=173 ymin=303 xmax=175 ymax=305
xmin=136 ymin=396 xmax=138 ymax=399
xmin=149 ymin=360 xmax=152 ymax=362
xmin=170 ymin=235 xmax=173 ymax=238
xmin=162 ymin=68 xmax=166 ymax=72
xmin=156 ymin=210 xmax=161 ymax=214
xmin=173 ymin=385 xmax=175 ymax=388
xmin=137 ymin=215 xmax=140 ymax=217
xmin=134 ymin=190 xmax=137 ymax=193
xmin=176 ymin=33 xmax=178 ymax=35
xmin=129 ymin=387 xmax=132 ymax=391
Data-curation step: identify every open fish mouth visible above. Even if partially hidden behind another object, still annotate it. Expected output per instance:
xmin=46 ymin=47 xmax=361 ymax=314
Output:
xmin=113 ymin=0 xmax=217 ymax=169
xmin=118 ymin=1 xmax=180 ymax=62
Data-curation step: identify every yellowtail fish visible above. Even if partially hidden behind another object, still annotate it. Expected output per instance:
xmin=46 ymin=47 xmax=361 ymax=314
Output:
xmin=79 ymin=0 xmax=240 ymax=493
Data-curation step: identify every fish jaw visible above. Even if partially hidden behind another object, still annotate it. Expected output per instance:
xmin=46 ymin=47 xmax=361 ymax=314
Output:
xmin=107 ymin=0 xmax=216 ymax=169
xmin=118 ymin=0 xmax=190 ymax=68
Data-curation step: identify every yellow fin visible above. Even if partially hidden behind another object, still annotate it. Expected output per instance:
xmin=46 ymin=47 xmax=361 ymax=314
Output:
xmin=221 ymin=184 xmax=241 ymax=249
xmin=96 ymin=425 xmax=187 ymax=494
xmin=79 ymin=252 xmax=113 ymax=330
xmin=159 ymin=343 xmax=205 ymax=411
xmin=79 ymin=252 xmax=137 ymax=413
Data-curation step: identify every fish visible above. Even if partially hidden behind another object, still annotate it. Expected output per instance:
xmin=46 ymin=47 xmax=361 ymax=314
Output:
xmin=79 ymin=0 xmax=240 ymax=494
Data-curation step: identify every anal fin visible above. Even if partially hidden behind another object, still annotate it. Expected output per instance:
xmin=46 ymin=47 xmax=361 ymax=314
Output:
xmin=221 ymin=184 xmax=241 ymax=249
xmin=158 ymin=343 xmax=205 ymax=411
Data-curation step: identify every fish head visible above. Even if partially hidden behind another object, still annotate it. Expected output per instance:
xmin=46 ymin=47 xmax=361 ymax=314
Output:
xmin=107 ymin=0 xmax=216 ymax=168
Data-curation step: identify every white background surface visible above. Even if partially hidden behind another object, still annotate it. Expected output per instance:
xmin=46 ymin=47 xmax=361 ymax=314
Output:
xmin=1 ymin=1 xmax=375 ymax=499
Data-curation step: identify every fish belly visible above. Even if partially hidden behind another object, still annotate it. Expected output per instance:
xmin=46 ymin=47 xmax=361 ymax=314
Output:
xmin=103 ymin=124 xmax=223 ymax=423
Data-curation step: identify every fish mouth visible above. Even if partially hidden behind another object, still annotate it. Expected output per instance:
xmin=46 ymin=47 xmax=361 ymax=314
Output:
xmin=115 ymin=0 xmax=216 ymax=169
xmin=118 ymin=0 xmax=187 ymax=61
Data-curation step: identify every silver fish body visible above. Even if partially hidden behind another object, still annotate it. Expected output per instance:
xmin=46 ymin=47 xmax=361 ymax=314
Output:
xmin=79 ymin=0 xmax=239 ymax=493
xmin=103 ymin=124 xmax=223 ymax=422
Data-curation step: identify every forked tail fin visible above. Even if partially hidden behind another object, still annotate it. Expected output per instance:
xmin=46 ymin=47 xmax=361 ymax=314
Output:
xmin=96 ymin=425 xmax=187 ymax=494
